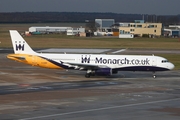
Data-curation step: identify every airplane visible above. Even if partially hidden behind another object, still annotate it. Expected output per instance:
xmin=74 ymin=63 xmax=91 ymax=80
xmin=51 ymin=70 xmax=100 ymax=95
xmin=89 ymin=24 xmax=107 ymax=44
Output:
xmin=7 ymin=30 xmax=174 ymax=78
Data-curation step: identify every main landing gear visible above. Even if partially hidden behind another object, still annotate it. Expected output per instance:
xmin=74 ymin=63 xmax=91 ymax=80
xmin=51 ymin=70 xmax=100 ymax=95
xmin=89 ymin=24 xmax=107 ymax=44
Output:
xmin=85 ymin=72 xmax=96 ymax=78
xmin=85 ymin=73 xmax=91 ymax=78
xmin=85 ymin=70 xmax=93 ymax=78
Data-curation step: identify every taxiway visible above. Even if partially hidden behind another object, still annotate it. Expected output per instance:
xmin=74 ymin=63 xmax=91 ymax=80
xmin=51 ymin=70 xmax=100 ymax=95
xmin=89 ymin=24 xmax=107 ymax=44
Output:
xmin=0 ymin=49 xmax=180 ymax=120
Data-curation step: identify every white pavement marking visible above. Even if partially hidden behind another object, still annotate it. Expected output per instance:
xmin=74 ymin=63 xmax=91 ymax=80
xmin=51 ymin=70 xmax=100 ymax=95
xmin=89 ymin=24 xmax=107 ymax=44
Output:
xmin=19 ymin=98 xmax=180 ymax=120
xmin=112 ymin=49 xmax=126 ymax=54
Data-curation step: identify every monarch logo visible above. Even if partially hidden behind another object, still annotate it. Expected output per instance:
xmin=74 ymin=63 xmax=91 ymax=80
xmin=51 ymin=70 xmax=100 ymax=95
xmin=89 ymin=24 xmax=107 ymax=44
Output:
xmin=15 ymin=41 xmax=25 ymax=51
xmin=81 ymin=55 xmax=91 ymax=63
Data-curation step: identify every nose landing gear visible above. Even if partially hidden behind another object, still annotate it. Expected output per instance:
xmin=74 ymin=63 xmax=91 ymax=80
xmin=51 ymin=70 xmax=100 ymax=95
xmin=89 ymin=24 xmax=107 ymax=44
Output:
xmin=153 ymin=72 xmax=156 ymax=79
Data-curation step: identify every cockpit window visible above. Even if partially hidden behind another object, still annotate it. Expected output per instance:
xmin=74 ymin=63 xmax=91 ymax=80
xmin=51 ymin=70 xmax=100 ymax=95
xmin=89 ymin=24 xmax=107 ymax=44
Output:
xmin=162 ymin=60 xmax=169 ymax=63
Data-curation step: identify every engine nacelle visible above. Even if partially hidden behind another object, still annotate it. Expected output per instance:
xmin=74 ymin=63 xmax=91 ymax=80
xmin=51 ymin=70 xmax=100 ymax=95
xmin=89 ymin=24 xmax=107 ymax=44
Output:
xmin=95 ymin=68 xmax=112 ymax=76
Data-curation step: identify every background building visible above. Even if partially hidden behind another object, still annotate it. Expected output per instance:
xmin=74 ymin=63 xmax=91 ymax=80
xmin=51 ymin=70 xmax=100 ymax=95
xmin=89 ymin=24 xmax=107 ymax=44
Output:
xmin=119 ymin=20 xmax=162 ymax=37
xmin=95 ymin=19 xmax=115 ymax=29
xmin=29 ymin=26 xmax=72 ymax=34
xmin=163 ymin=25 xmax=180 ymax=37
xmin=94 ymin=19 xmax=119 ymax=36
xmin=67 ymin=27 xmax=85 ymax=36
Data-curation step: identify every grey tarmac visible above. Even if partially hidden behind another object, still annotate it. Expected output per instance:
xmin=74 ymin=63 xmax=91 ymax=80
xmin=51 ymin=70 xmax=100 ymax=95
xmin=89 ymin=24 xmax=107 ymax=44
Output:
xmin=0 ymin=49 xmax=180 ymax=120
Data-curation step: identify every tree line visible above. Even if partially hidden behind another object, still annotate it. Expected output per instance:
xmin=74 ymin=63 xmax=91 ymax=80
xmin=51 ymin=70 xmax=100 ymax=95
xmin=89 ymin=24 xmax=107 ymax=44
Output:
xmin=0 ymin=12 xmax=179 ymax=25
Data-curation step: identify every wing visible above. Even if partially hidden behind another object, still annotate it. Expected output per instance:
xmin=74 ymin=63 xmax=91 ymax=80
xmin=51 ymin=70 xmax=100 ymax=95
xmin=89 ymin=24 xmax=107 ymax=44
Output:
xmin=60 ymin=61 xmax=109 ymax=70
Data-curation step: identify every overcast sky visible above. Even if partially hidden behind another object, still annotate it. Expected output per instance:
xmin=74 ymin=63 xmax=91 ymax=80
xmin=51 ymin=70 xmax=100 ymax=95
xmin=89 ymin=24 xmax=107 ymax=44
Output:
xmin=0 ymin=0 xmax=179 ymax=15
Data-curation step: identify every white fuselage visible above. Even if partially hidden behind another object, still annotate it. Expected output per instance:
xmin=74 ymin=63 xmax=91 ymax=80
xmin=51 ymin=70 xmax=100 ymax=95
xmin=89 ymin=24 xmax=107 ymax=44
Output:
xmin=38 ymin=53 xmax=174 ymax=71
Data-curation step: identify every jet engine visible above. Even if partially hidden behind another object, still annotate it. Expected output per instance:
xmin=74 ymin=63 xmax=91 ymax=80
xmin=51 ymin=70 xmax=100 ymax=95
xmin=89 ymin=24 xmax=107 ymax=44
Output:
xmin=95 ymin=68 xmax=112 ymax=76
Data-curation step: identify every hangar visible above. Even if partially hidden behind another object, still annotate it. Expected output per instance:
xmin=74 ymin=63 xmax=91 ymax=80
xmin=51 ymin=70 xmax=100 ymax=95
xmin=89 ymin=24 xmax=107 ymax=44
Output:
xmin=29 ymin=26 xmax=72 ymax=33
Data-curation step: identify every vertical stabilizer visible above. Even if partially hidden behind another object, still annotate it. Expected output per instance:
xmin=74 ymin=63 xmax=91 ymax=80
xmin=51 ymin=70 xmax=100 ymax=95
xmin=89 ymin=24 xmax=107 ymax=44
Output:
xmin=9 ymin=30 xmax=36 ymax=54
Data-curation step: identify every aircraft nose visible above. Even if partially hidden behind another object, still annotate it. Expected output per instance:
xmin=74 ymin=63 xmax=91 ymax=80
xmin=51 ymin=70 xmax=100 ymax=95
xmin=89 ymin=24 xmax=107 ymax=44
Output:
xmin=169 ymin=62 xmax=175 ymax=70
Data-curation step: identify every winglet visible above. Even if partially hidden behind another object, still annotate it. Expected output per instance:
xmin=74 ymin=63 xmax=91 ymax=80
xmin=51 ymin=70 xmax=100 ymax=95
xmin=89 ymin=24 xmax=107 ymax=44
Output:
xmin=9 ymin=30 xmax=36 ymax=54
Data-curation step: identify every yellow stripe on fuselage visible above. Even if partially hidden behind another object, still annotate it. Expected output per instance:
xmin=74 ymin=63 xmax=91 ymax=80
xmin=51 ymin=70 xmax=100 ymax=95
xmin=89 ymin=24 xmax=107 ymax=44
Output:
xmin=7 ymin=54 xmax=64 ymax=69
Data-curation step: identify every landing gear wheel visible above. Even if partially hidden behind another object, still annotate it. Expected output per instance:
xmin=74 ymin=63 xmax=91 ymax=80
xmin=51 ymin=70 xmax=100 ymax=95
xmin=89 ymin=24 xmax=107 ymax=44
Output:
xmin=153 ymin=75 xmax=156 ymax=79
xmin=85 ymin=73 xmax=91 ymax=78
xmin=152 ymin=72 xmax=156 ymax=79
